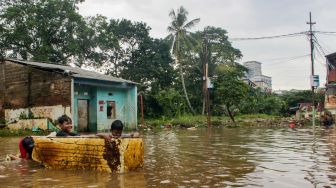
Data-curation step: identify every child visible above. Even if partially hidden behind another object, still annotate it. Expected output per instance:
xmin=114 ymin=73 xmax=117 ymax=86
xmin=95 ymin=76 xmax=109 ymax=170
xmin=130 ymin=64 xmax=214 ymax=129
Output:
xmin=96 ymin=120 xmax=139 ymax=141
xmin=7 ymin=136 xmax=34 ymax=160
xmin=56 ymin=115 xmax=79 ymax=136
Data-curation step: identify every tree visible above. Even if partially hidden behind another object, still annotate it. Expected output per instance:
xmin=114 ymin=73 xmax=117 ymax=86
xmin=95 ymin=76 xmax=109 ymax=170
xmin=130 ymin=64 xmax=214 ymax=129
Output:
xmin=240 ymin=88 xmax=286 ymax=115
xmin=155 ymin=88 xmax=186 ymax=117
xmin=119 ymin=38 xmax=176 ymax=93
xmin=214 ymin=63 xmax=248 ymax=124
xmin=0 ymin=0 xmax=90 ymax=64
xmin=280 ymin=90 xmax=324 ymax=115
xmin=167 ymin=6 xmax=200 ymax=115
xmin=187 ymin=26 xmax=242 ymax=114
xmin=88 ymin=17 xmax=152 ymax=76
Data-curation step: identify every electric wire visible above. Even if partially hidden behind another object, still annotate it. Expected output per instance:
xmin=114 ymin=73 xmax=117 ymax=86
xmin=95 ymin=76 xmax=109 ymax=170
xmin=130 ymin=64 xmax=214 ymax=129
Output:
xmin=229 ymin=31 xmax=307 ymax=41
xmin=263 ymin=55 xmax=310 ymax=66
xmin=315 ymin=31 xmax=336 ymax=34
xmin=259 ymin=54 xmax=310 ymax=62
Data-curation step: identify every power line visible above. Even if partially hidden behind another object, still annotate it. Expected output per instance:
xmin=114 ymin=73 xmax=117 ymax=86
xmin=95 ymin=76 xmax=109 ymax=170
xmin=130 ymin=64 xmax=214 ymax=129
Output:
xmin=312 ymin=35 xmax=335 ymax=69
xmin=263 ymin=54 xmax=310 ymax=66
xmin=229 ymin=31 xmax=307 ymax=41
xmin=312 ymin=35 xmax=333 ymax=53
xmin=258 ymin=54 xmax=310 ymax=62
xmin=313 ymin=38 xmax=326 ymax=56
xmin=315 ymin=31 xmax=336 ymax=34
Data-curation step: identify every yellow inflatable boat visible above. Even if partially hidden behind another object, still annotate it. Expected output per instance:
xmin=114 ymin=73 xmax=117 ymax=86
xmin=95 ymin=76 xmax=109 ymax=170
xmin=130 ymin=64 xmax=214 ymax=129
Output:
xmin=31 ymin=136 xmax=144 ymax=173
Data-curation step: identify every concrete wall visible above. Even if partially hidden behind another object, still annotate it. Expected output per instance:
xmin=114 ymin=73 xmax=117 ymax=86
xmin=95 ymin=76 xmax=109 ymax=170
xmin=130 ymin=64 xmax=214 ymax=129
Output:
xmin=4 ymin=105 xmax=71 ymax=123
xmin=244 ymin=61 xmax=262 ymax=78
xmin=0 ymin=60 xmax=72 ymax=120
xmin=8 ymin=118 xmax=49 ymax=130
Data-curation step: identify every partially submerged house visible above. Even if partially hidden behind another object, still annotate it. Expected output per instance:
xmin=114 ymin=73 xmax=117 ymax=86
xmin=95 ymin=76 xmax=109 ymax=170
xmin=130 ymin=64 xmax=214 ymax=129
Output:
xmin=295 ymin=103 xmax=313 ymax=119
xmin=325 ymin=52 xmax=336 ymax=115
xmin=0 ymin=59 xmax=137 ymax=132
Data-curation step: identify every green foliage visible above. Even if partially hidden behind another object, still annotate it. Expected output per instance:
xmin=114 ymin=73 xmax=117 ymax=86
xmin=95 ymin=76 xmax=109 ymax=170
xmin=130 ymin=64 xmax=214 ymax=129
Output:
xmin=0 ymin=129 xmax=50 ymax=137
xmin=182 ymin=27 xmax=243 ymax=114
xmin=19 ymin=111 xmax=35 ymax=119
xmin=1 ymin=2 xmax=305 ymax=120
xmin=0 ymin=118 xmax=6 ymax=124
xmin=236 ymin=114 xmax=279 ymax=120
xmin=119 ymin=38 xmax=176 ymax=92
xmin=154 ymin=88 xmax=186 ymax=118
xmin=213 ymin=63 xmax=249 ymax=123
xmin=280 ymin=90 xmax=324 ymax=114
xmin=240 ymin=88 xmax=286 ymax=115
xmin=167 ymin=6 xmax=200 ymax=114
xmin=0 ymin=0 xmax=88 ymax=64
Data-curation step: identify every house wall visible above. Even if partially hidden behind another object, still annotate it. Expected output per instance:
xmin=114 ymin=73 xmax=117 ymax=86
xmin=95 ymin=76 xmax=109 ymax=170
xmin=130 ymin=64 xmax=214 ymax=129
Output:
xmin=73 ymin=81 xmax=137 ymax=132
xmin=96 ymin=87 xmax=134 ymax=131
xmin=0 ymin=60 xmax=71 ymax=121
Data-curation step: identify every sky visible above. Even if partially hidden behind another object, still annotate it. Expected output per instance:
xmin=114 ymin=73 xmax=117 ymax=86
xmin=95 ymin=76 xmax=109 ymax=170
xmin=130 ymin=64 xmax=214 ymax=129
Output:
xmin=78 ymin=0 xmax=336 ymax=90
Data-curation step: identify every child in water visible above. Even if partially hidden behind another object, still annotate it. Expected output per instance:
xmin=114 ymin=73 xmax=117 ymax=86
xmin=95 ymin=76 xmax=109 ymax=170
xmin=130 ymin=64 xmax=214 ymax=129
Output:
xmin=7 ymin=136 xmax=34 ymax=160
xmin=56 ymin=115 xmax=79 ymax=136
xmin=96 ymin=120 xmax=139 ymax=141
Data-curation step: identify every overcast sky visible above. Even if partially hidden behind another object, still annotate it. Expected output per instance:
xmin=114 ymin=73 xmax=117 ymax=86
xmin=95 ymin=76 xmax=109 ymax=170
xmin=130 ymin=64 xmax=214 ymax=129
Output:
xmin=78 ymin=0 xmax=336 ymax=90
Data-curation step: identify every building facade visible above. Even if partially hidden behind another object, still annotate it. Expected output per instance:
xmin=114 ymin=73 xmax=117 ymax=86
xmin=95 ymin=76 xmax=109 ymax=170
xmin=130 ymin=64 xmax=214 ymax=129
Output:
xmin=244 ymin=61 xmax=272 ymax=92
xmin=325 ymin=52 xmax=336 ymax=115
xmin=0 ymin=59 xmax=137 ymax=131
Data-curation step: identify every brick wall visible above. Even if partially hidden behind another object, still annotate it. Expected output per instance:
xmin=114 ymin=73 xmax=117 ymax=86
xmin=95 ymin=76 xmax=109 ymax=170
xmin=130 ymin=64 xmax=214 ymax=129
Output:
xmin=0 ymin=60 xmax=72 ymax=119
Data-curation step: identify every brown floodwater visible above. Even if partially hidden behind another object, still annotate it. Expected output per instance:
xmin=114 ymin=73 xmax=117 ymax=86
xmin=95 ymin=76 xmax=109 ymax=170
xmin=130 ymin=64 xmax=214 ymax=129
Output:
xmin=1 ymin=127 xmax=336 ymax=187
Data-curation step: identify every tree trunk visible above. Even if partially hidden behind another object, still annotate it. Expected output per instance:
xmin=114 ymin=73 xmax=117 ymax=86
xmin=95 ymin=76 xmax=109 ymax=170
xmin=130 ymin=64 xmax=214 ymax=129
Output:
xmin=176 ymin=38 xmax=195 ymax=115
xmin=226 ymin=106 xmax=236 ymax=125
xmin=178 ymin=59 xmax=196 ymax=115
xmin=202 ymin=97 xmax=205 ymax=115
xmin=174 ymin=34 xmax=196 ymax=115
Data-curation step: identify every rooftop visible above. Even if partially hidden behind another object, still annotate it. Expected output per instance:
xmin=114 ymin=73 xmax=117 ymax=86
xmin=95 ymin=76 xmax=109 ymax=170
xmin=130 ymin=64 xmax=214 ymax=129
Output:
xmin=6 ymin=59 xmax=136 ymax=85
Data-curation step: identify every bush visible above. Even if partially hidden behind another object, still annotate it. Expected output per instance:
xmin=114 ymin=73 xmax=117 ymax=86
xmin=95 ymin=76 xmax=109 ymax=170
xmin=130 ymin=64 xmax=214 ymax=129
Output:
xmin=0 ymin=129 xmax=50 ymax=137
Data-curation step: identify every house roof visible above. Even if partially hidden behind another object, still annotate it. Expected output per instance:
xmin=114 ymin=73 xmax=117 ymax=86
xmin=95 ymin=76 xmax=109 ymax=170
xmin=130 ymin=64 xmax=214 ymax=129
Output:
xmin=6 ymin=59 xmax=137 ymax=85
xmin=326 ymin=52 xmax=336 ymax=67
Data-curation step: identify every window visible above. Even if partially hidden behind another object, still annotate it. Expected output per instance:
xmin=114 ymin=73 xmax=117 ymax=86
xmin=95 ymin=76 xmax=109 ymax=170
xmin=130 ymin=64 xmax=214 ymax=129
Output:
xmin=107 ymin=101 xmax=116 ymax=119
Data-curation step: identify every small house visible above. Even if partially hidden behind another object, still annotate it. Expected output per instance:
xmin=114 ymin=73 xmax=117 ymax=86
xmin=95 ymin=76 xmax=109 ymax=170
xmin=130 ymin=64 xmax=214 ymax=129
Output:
xmin=0 ymin=59 xmax=137 ymax=132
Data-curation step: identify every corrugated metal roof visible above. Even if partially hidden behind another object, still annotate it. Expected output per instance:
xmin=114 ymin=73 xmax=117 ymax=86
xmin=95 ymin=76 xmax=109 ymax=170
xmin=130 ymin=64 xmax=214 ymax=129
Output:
xmin=6 ymin=59 xmax=137 ymax=85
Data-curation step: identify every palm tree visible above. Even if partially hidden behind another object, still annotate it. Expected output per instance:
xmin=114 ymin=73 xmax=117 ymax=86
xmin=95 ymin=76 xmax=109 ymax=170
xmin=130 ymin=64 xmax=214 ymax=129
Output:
xmin=167 ymin=6 xmax=200 ymax=115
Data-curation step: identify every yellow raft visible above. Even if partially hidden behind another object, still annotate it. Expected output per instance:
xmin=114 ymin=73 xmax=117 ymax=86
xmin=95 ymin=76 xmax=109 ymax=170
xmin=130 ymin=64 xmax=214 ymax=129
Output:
xmin=31 ymin=136 xmax=144 ymax=173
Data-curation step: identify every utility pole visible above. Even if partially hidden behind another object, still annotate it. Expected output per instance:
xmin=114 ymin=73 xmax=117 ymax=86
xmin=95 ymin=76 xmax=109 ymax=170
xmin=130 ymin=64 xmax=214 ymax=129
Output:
xmin=203 ymin=32 xmax=211 ymax=127
xmin=307 ymin=12 xmax=316 ymax=131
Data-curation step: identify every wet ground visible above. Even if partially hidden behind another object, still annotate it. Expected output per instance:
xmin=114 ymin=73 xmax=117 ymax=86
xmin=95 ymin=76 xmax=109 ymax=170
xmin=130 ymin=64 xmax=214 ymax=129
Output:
xmin=1 ymin=127 xmax=336 ymax=187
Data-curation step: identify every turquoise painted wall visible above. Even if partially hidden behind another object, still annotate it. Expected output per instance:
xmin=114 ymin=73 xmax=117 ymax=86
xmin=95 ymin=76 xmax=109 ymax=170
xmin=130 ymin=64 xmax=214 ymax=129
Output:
xmin=73 ymin=79 xmax=137 ymax=132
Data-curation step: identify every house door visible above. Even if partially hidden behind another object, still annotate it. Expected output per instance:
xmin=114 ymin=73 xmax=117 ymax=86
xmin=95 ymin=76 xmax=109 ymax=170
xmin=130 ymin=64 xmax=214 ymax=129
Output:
xmin=78 ymin=99 xmax=89 ymax=132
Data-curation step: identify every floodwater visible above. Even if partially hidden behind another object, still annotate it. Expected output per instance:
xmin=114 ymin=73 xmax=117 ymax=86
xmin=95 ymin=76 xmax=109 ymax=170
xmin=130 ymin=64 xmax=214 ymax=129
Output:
xmin=1 ymin=127 xmax=336 ymax=187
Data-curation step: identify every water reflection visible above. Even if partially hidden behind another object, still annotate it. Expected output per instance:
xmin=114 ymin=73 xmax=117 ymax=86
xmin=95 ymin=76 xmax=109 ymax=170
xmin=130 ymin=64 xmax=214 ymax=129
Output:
xmin=1 ymin=127 xmax=336 ymax=187
xmin=145 ymin=128 xmax=256 ymax=187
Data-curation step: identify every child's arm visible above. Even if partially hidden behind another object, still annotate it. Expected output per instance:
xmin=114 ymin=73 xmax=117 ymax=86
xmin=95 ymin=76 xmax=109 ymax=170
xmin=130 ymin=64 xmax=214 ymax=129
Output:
xmin=96 ymin=133 xmax=112 ymax=141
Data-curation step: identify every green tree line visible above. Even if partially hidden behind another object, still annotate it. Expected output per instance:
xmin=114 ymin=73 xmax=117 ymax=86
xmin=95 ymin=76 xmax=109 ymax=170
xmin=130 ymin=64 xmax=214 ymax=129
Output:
xmin=0 ymin=1 xmax=324 ymax=122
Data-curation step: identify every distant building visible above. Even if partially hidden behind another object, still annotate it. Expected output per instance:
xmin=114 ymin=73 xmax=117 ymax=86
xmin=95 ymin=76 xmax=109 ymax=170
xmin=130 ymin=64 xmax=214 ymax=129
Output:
xmin=243 ymin=61 xmax=272 ymax=92
xmin=273 ymin=90 xmax=288 ymax=95
xmin=242 ymin=78 xmax=257 ymax=88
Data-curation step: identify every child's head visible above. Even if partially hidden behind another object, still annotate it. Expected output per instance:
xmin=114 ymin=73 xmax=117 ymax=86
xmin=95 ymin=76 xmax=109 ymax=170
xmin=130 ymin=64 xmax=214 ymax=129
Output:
xmin=58 ymin=115 xmax=72 ymax=133
xmin=22 ymin=136 xmax=34 ymax=159
xmin=110 ymin=120 xmax=123 ymax=138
